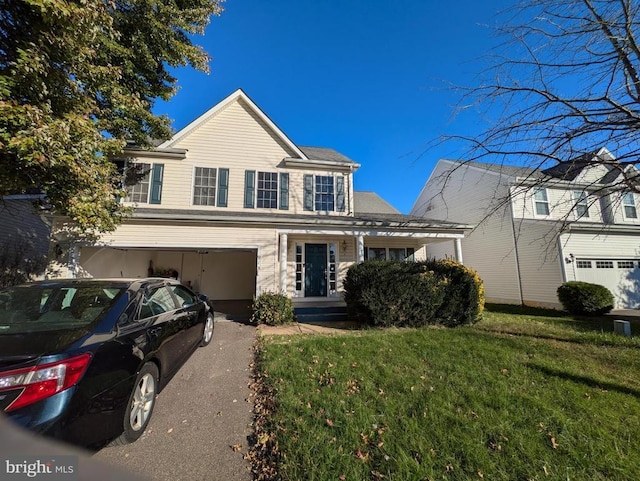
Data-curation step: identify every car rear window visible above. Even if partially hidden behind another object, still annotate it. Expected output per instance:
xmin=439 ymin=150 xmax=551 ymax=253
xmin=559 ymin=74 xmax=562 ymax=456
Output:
xmin=0 ymin=285 xmax=125 ymax=333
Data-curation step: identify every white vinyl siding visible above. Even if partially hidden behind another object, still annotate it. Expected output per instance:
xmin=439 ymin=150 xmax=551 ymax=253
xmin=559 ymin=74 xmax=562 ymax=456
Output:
xmin=413 ymin=161 xmax=522 ymax=305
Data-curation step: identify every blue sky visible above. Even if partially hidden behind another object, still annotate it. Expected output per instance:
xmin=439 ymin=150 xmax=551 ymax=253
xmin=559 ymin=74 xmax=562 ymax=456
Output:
xmin=156 ymin=0 xmax=509 ymax=213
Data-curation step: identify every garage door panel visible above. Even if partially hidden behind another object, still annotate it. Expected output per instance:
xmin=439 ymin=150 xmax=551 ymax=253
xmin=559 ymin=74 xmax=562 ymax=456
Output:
xmin=575 ymin=259 xmax=640 ymax=309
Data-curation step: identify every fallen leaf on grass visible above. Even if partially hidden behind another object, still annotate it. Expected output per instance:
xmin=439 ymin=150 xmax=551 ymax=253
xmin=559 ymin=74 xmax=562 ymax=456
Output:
xmin=356 ymin=449 xmax=370 ymax=462
xmin=326 ymin=418 xmax=334 ymax=427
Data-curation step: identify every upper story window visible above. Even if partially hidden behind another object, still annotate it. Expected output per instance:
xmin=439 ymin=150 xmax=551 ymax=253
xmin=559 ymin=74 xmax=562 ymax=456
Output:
xmin=622 ymin=192 xmax=638 ymax=219
xmin=315 ymin=176 xmax=335 ymax=211
xmin=573 ymin=191 xmax=589 ymax=218
xmin=257 ymin=172 xmax=278 ymax=209
xmin=193 ymin=167 xmax=228 ymax=207
xmin=303 ymin=174 xmax=346 ymax=212
xmin=117 ymin=161 xmax=164 ymax=205
xmin=244 ymin=170 xmax=289 ymax=210
xmin=533 ymin=188 xmax=550 ymax=216
xmin=127 ymin=163 xmax=151 ymax=203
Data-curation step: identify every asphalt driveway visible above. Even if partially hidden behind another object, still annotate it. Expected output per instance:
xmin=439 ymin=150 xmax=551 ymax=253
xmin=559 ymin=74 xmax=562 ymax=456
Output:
xmin=95 ymin=321 xmax=256 ymax=481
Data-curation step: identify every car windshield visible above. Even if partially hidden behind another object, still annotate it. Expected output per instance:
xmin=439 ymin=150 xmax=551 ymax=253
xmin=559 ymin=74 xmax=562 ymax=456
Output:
xmin=0 ymin=284 xmax=125 ymax=333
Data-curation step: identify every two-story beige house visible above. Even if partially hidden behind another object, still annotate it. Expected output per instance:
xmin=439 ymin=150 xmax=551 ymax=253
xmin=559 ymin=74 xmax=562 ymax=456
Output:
xmin=51 ymin=89 xmax=468 ymax=308
xmin=412 ymin=147 xmax=640 ymax=309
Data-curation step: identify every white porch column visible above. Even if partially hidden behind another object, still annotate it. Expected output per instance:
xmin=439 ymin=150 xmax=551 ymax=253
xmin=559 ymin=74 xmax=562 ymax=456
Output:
xmin=357 ymin=235 xmax=365 ymax=262
xmin=454 ymin=238 xmax=463 ymax=264
xmin=279 ymin=233 xmax=288 ymax=294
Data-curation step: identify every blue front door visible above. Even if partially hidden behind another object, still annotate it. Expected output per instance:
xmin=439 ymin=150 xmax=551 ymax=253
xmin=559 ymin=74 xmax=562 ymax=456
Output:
xmin=304 ymin=244 xmax=327 ymax=297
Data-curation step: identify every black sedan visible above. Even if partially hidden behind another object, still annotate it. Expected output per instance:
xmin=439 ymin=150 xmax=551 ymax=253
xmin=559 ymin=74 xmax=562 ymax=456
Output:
xmin=0 ymin=278 xmax=214 ymax=449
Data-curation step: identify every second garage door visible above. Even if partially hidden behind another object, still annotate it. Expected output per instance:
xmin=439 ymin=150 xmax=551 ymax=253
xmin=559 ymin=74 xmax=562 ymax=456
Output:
xmin=574 ymin=258 xmax=640 ymax=309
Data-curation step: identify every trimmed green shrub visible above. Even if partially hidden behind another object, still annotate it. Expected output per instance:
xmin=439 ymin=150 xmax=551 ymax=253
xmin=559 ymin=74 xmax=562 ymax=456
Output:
xmin=343 ymin=259 xmax=484 ymax=328
xmin=423 ymin=258 xmax=485 ymax=327
xmin=250 ymin=292 xmax=296 ymax=326
xmin=557 ymin=281 xmax=614 ymax=315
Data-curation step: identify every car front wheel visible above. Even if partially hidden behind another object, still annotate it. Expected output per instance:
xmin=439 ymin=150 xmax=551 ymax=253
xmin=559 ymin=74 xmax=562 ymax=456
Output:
xmin=113 ymin=362 xmax=159 ymax=445
xmin=200 ymin=312 xmax=214 ymax=347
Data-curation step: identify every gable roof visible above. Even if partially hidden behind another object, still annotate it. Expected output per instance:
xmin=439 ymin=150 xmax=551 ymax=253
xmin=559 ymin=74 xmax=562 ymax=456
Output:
xmin=158 ymin=89 xmax=307 ymax=159
xmin=451 ymin=147 xmax=629 ymax=186
xmin=354 ymin=191 xmax=400 ymax=215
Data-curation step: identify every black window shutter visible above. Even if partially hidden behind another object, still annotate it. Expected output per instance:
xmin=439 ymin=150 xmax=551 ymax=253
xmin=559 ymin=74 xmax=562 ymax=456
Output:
xmin=218 ymin=168 xmax=229 ymax=207
xmin=336 ymin=175 xmax=345 ymax=212
xmin=279 ymin=172 xmax=289 ymax=210
xmin=303 ymin=174 xmax=314 ymax=211
xmin=244 ymin=170 xmax=255 ymax=208
xmin=149 ymin=164 xmax=164 ymax=204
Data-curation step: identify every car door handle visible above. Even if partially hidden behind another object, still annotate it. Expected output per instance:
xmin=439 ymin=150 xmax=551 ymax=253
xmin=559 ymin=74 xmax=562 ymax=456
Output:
xmin=149 ymin=327 xmax=162 ymax=337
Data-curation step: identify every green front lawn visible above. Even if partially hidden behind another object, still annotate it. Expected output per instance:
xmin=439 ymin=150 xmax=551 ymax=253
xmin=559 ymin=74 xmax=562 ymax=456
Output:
xmin=253 ymin=305 xmax=640 ymax=481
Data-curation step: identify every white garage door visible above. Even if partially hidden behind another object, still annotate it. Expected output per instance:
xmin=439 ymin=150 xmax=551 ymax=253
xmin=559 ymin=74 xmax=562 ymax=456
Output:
xmin=574 ymin=259 xmax=640 ymax=309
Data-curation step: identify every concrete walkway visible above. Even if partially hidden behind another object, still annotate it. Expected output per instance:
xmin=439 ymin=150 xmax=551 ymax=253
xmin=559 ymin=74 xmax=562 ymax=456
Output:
xmin=258 ymin=321 xmax=359 ymax=336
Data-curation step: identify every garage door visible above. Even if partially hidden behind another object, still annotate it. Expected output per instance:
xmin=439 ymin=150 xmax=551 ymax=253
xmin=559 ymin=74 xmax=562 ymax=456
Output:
xmin=574 ymin=259 xmax=640 ymax=309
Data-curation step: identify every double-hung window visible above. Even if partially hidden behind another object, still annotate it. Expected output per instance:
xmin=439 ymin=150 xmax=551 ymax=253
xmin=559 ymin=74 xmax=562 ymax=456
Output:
xmin=244 ymin=170 xmax=289 ymax=210
xmin=533 ymin=188 xmax=550 ymax=216
xmin=193 ymin=167 xmax=217 ymax=206
xmin=127 ymin=163 xmax=151 ymax=203
xmin=257 ymin=172 xmax=278 ymax=208
xmin=120 ymin=161 xmax=164 ymax=204
xmin=315 ymin=176 xmax=334 ymax=211
xmin=193 ymin=167 xmax=229 ymax=207
xmin=303 ymin=174 xmax=346 ymax=212
xmin=623 ymin=192 xmax=638 ymax=219
xmin=573 ymin=191 xmax=589 ymax=218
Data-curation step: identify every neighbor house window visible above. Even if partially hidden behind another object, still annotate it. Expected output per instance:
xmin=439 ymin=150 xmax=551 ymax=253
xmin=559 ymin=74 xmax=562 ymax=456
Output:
xmin=257 ymin=172 xmax=278 ymax=208
xmin=303 ymin=174 xmax=346 ymax=212
xmin=573 ymin=191 xmax=589 ymax=218
xmin=533 ymin=188 xmax=550 ymax=216
xmin=623 ymin=192 xmax=638 ymax=219
xmin=192 ymin=167 xmax=228 ymax=207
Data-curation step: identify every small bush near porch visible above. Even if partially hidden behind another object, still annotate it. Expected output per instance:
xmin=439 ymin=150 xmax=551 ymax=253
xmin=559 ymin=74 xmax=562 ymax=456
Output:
xmin=250 ymin=305 xmax=640 ymax=481
xmin=343 ymin=259 xmax=484 ymax=327
xmin=250 ymin=292 xmax=296 ymax=326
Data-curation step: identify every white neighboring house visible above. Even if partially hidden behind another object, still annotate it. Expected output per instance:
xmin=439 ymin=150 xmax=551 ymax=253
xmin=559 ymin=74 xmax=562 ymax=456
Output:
xmin=411 ymin=147 xmax=640 ymax=309
xmin=49 ymin=89 xmax=470 ymax=306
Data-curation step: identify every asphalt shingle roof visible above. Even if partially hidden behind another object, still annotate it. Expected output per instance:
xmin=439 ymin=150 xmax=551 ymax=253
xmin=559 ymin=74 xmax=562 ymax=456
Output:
xmin=299 ymin=146 xmax=358 ymax=166
xmin=353 ymin=191 xmax=400 ymax=215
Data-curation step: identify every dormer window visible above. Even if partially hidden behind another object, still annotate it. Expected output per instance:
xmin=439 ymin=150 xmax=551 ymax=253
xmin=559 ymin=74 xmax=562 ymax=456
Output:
xmin=623 ymin=192 xmax=638 ymax=219
xmin=533 ymin=188 xmax=550 ymax=216
xmin=573 ymin=191 xmax=589 ymax=218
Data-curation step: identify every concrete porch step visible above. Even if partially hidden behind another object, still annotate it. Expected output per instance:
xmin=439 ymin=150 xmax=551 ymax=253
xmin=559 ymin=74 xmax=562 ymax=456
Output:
xmin=294 ymin=305 xmax=349 ymax=323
